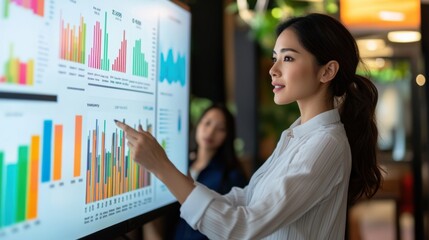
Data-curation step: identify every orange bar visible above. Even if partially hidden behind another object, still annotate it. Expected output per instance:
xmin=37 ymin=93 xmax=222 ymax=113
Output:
xmin=108 ymin=175 xmax=111 ymax=198
xmin=37 ymin=0 xmax=44 ymax=16
xmin=53 ymin=125 xmax=63 ymax=181
xmin=95 ymin=182 xmax=99 ymax=201
xmin=113 ymin=165 xmax=116 ymax=196
xmin=27 ymin=135 xmax=40 ymax=219
xmin=104 ymin=179 xmax=107 ymax=200
xmin=74 ymin=115 xmax=82 ymax=177
xmin=71 ymin=27 xmax=75 ymax=61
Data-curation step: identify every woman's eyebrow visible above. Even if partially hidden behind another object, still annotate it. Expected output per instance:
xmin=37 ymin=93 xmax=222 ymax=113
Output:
xmin=273 ymin=48 xmax=299 ymax=55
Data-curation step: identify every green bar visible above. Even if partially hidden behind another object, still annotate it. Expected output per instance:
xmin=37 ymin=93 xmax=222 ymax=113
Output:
xmin=102 ymin=12 xmax=109 ymax=71
xmin=73 ymin=37 xmax=77 ymax=62
xmin=132 ymin=45 xmax=136 ymax=75
xmin=0 ymin=151 xmax=4 ymax=227
xmin=16 ymin=146 xmax=29 ymax=222
xmin=5 ymin=45 xmax=12 ymax=83
xmin=4 ymin=0 xmax=9 ymax=18
xmin=82 ymin=23 xmax=87 ymax=64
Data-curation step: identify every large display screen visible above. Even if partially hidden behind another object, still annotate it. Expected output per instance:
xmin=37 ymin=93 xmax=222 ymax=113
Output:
xmin=0 ymin=0 xmax=190 ymax=239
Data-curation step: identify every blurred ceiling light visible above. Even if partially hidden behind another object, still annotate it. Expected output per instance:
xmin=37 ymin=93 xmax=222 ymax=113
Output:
xmin=416 ymin=74 xmax=426 ymax=86
xmin=387 ymin=31 xmax=421 ymax=43
xmin=375 ymin=58 xmax=386 ymax=68
xmin=356 ymin=39 xmax=386 ymax=51
xmin=378 ymin=11 xmax=404 ymax=21
xmin=357 ymin=39 xmax=393 ymax=58
xmin=363 ymin=58 xmax=386 ymax=69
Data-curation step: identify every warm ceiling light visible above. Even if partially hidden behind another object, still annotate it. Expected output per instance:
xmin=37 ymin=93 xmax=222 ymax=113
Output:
xmin=387 ymin=31 xmax=421 ymax=43
xmin=416 ymin=74 xmax=426 ymax=86
xmin=356 ymin=39 xmax=393 ymax=58
xmin=378 ymin=11 xmax=405 ymax=21
xmin=356 ymin=39 xmax=386 ymax=51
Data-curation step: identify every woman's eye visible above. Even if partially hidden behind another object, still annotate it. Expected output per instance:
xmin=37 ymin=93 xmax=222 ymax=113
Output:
xmin=271 ymin=57 xmax=277 ymax=63
xmin=283 ymin=56 xmax=293 ymax=62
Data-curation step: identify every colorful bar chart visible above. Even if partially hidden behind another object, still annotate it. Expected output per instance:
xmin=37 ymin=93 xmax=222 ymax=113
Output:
xmin=85 ymin=119 xmax=151 ymax=204
xmin=59 ymin=13 xmax=87 ymax=64
xmin=159 ymin=48 xmax=186 ymax=86
xmin=0 ymin=45 xmax=35 ymax=86
xmin=132 ymin=39 xmax=149 ymax=77
xmin=88 ymin=12 xmax=110 ymax=71
xmin=3 ymin=0 xmax=45 ymax=18
xmin=112 ymin=31 xmax=127 ymax=73
xmin=0 ymin=143 xmax=38 ymax=227
xmin=0 ymin=115 xmax=83 ymax=227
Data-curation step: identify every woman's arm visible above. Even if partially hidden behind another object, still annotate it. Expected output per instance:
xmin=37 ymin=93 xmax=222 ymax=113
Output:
xmin=115 ymin=121 xmax=195 ymax=204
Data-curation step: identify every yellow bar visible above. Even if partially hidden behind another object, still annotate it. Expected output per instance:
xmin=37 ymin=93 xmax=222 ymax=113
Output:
xmin=27 ymin=135 xmax=40 ymax=219
xmin=53 ymin=125 xmax=63 ymax=181
xmin=27 ymin=59 xmax=34 ymax=85
xmin=9 ymin=58 xmax=18 ymax=83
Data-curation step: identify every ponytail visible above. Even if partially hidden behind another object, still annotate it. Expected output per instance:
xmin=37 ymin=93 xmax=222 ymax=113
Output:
xmin=339 ymin=74 xmax=383 ymax=205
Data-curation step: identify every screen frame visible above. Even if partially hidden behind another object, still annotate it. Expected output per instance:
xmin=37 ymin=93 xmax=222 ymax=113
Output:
xmin=80 ymin=202 xmax=178 ymax=239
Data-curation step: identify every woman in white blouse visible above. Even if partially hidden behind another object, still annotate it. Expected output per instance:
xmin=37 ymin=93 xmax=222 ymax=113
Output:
xmin=116 ymin=13 xmax=383 ymax=239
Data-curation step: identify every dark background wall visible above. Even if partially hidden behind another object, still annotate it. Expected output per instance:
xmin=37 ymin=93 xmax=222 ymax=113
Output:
xmin=189 ymin=0 xmax=225 ymax=103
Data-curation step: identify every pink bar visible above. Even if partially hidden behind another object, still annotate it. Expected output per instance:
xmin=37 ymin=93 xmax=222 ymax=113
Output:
xmin=97 ymin=23 xmax=101 ymax=69
xmin=31 ymin=0 xmax=37 ymax=14
xmin=121 ymin=41 xmax=124 ymax=72
xmin=19 ymin=63 xmax=27 ymax=85
xmin=119 ymin=49 xmax=122 ymax=72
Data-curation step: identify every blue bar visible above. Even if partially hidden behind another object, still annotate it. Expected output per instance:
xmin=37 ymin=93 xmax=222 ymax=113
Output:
xmin=4 ymin=164 xmax=17 ymax=226
xmin=42 ymin=120 xmax=53 ymax=182
xmin=87 ymin=134 xmax=90 ymax=171
xmin=0 ymin=152 xmax=4 ymax=227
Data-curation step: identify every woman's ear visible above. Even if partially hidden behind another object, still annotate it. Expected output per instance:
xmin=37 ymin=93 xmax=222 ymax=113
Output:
xmin=320 ymin=60 xmax=339 ymax=83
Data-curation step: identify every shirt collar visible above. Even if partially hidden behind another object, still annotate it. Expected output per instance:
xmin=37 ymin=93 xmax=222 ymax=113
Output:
xmin=288 ymin=108 xmax=341 ymax=138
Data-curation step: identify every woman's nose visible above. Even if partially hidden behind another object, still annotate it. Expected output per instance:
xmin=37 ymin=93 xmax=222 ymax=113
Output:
xmin=269 ymin=64 xmax=279 ymax=78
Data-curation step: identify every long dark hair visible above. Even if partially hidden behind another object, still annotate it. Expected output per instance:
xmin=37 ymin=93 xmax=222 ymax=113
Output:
xmin=276 ymin=13 xmax=382 ymax=205
xmin=190 ymin=103 xmax=246 ymax=183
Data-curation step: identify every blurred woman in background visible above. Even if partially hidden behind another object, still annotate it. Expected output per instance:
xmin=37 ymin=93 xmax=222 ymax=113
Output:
xmin=144 ymin=103 xmax=247 ymax=240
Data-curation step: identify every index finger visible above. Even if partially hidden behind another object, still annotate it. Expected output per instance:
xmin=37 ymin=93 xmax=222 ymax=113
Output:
xmin=114 ymin=120 xmax=139 ymax=137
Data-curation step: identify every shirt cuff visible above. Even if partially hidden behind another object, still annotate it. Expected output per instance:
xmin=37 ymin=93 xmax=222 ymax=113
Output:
xmin=180 ymin=184 xmax=217 ymax=229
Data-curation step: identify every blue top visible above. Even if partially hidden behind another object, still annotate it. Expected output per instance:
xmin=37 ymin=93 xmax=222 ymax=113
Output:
xmin=168 ymin=156 xmax=247 ymax=240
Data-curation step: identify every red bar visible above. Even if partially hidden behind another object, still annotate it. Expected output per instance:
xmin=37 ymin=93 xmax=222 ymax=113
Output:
xmin=124 ymin=38 xmax=127 ymax=72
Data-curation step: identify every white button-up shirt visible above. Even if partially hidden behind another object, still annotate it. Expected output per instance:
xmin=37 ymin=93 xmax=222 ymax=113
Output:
xmin=180 ymin=109 xmax=352 ymax=239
